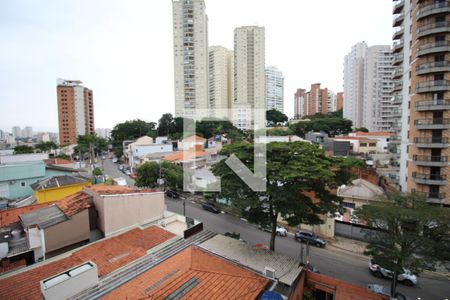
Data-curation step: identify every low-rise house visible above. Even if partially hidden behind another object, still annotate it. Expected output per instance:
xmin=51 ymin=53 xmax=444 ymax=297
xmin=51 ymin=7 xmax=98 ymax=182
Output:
xmin=255 ymin=135 xmax=309 ymax=144
xmin=124 ymin=136 xmax=174 ymax=170
xmin=31 ymin=175 xmax=92 ymax=204
xmin=305 ymin=131 xmax=328 ymax=145
xmin=0 ymin=153 xmax=48 ymax=165
xmin=177 ymin=135 xmax=206 ymax=151
xmin=334 ymin=136 xmax=378 ymax=154
xmin=349 ymin=131 xmax=393 ymax=153
xmin=163 ymin=149 xmax=210 ymax=168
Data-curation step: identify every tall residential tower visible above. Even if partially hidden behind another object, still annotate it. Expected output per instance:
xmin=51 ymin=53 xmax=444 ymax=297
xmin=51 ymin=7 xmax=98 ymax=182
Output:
xmin=172 ymin=0 xmax=209 ymax=117
xmin=265 ymin=66 xmax=284 ymax=112
xmin=57 ymin=79 xmax=94 ymax=145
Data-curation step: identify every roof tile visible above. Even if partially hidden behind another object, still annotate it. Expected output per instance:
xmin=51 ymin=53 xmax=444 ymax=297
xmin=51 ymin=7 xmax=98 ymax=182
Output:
xmin=0 ymin=203 xmax=53 ymax=228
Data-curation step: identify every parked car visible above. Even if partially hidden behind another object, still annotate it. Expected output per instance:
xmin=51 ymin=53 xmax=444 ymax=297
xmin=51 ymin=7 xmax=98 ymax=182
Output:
xmin=166 ymin=190 xmax=181 ymax=199
xmin=129 ymin=172 xmax=137 ymax=179
xmin=112 ymin=157 xmax=118 ymax=163
xmin=259 ymin=224 xmax=288 ymax=237
xmin=369 ymin=259 xmax=417 ymax=286
xmin=294 ymin=231 xmax=326 ymax=247
xmin=202 ymin=202 xmax=220 ymax=213
xmin=367 ymin=284 xmax=410 ymax=300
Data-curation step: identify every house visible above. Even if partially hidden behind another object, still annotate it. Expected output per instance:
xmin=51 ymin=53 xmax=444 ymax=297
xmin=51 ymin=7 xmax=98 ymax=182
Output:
xmin=334 ymin=136 xmax=378 ymax=154
xmin=31 ymin=174 xmax=92 ymax=203
xmin=163 ymin=149 xmax=210 ymax=168
xmin=305 ymin=131 xmax=328 ymax=145
xmin=349 ymin=131 xmax=393 ymax=153
xmin=337 ymin=178 xmax=385 ymax=222
xmin=255 ymin=135 xmax=310 ymax=144
xmin=123 ymin=136 xmax=174 ymax=170
xmin=0 ymin=161 xmax=81 ymax=200
xmin=177 ymin=135 xmax=206 ymax=151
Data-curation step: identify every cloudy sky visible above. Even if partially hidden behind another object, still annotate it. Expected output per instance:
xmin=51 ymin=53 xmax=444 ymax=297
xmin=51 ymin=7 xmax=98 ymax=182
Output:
xmin=0 ymin=0 xmax=392 ymax=132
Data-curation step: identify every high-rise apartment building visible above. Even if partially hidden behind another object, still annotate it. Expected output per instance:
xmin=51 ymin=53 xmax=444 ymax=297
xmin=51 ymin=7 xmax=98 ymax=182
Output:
xmin=57 ymin=79 xmax=94 ymax=145
xmin=22 ymin=126 xmax=33 ymax=138
xmin=208 ymin=46 xmax=234 ymax=119
xmin=265 ymin=66 xmax=284 ymax=112
xmin=12 ymin=126 xmax=21 ymax=138
xmin=233 ymin=26 xmax=266 ymax=130
xmin=343 ymin=42 xmax=394 ymax=131
xmin=392 ymin=0 xmax=449 ymax=205
xmin=95 ymin=128 xmax=111 ymax=139
xmin=336 ymin=92 xmax=344 ymax=111
xmin=173 ymin=0 xmax=209 ymax=118
xmin=300 ymin=83 xmax=334 ymax=117
xmin=294 ymin=89 xmax=306 ymax=119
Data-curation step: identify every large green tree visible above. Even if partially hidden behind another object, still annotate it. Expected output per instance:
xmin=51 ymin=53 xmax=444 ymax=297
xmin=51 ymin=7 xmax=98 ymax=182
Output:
xmin=266 ymin=109 xmax=288 ymax=127
xmin=212 ymin=141 xmax=357 ymax=251
xmin=14 ymin=145 xmax=34 ymax=154
xmin=355 ymin=192 xmax=450 ymax=297
xmin=35 ymin=141 xmax=58 ymax=152
xmin=161 ymin=161 xmax=183 ymax=190
xmin=196 ymin=119 xmax=242 ymax=139
xmin=111 ymin=119 xmax=156 ymax=156
xmin=289 ymin=115 xmax=352 ymax=138
xmin=135 ymin=162 xmax=160 ymax=188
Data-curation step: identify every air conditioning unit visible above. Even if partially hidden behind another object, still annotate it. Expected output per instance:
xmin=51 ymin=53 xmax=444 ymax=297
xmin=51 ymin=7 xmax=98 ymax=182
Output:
xmin=264 ymin=266 xmax=276 ymax=279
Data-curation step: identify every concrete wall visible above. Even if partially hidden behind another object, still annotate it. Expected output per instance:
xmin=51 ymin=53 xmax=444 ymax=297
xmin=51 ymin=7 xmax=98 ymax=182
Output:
xmin=44 ymin=210 xmax=90 ymax=253
xmin=94 ymin=192 xmax=166 ymax=236
xmin=35 ymin=182 xmax=91 ymax=204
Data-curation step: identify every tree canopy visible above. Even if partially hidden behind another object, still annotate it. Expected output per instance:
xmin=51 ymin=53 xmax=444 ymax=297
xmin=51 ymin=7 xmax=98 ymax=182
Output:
xmin=135 ymin=161 xmax=183 ymax=190
xmin=14 ymin=145 xmax=34 ymax=154
xmin=212 ymin=141 xmax=358 ymax=251
xmin=355 ymin=127 xmax=369 ymax=132
xmin=111 ymin=119 xmax=156 ymax=156
xmin=355 ymin=192 xmax=450 ymax=296
xmin=289 ymin=114 xmax=353 ymax=138
xmin=135 ymin=162 xmax=160 ymax=188
xmin=35 ymin=141 xmax=58 ymax=152
xmin=266 ymin=109 xmax=288 ymax=127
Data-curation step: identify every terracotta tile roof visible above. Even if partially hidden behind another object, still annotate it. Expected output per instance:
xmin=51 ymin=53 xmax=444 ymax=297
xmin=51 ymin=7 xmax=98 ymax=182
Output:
xmin=163 ymin=150 xmax=209 ymax=162
xmin=0 ymin=226 xmax=175 ymax=300
xmin=87 ymin=185 xmax=159 ymax=195
xmin=56 ymin=192 xmax=92 ymax=217
xmin=43 ymin=158 xmax=73 ymax=165
xmin=182 ymin=135 xmax=206 ymax=142
xmin=353 ymin=131 xmax=393 ymax=137
xmin=104 ymin=247 xmax=270 ymax=300
xmin=334 ymin=136 xmax=377 ymax=142
xmin=0 ymin=203 xmax=52 ymax=228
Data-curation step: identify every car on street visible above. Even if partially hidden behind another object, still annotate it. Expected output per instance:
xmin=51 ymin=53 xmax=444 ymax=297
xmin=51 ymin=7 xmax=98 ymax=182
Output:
xmin=259 ymin=224 xmax=288 ymax=237
xmin=202 ymin=202 xmax=220 ymax=214
xmin=367 ymin=284 xmax=410 ymax=300
xmin=294 ymin=231 xmax=326 ymax=247
xmin=368 ymin=259 xmax=417 ymax=286
xmin=166 ymin=190 xmax=181 ymax=199
xmin=112 ymin=157 xmax=118 ymax=163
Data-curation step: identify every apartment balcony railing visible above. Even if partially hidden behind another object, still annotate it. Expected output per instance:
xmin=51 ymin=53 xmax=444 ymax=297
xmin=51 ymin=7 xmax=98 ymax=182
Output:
xmin=415 ymin=99 xmax=450 ymax=111
xmin=417 ymin=1 xmax=450 ymax=20
xmin=393 ymin=26 xmax=404 ymax=40
xmin=414 ymin=118 xmax=450 ymax=129
xmin=417 ymin=21 xmax=450 ymax=38
xmin=413 ymin=155 xmax=448 ymax=166
xmin=414 ymin=137 xmax=449 ymax=148
xmin=393 ymin=53 xmax=404 ymax=65
xmin=412 ymin=173 xmax=447 ymax=185
xmin=393 ymin=39 xmax=404 ymax=53
xmin=393 ymin=0 xmax=405 ymax=14
xmin=416 ymin=61 xmax=450 ymax=75
xmin=414 ymin=191 xmax=447 ymax=204
xmin=417 ymin=41 xmax=450 ymax=56
xmin=392 ymin=94 xmax=403 ymax=105
xmin=393 ymin=81 xmax=403 ymax=92
xmin=416 ymin=80 xmax=450 ymax=93
xmin=393 ymin=13 xmax=405 ymax=27
xmin=393 ymin=67 xmax=403 ymax=79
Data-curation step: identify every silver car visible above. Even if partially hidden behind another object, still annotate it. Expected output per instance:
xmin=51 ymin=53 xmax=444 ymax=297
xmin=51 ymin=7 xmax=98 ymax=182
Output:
xmin=369 ymin=259 xmax=417 ymax=286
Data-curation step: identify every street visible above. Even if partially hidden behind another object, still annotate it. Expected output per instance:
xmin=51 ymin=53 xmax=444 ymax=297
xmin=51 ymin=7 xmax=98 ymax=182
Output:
xmin=102 ymin=158 xmax=135 ymax=186
xmin=165 ymin=196 xmax=450 ymax=300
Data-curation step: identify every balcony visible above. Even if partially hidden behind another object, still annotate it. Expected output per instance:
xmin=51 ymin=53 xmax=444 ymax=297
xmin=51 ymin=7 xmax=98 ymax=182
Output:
xmin=416 ymin=80 xmax=450 ymax=93
xmin=393 ymin=53 xmax=404 ymax=66
xmin=392 ymin=94 xmax=403 ymax=105
xmin=414 ymin=137 xmax=449 ymax=148
xmin=414 ymin=118 xmax=450 ymax=129
xmin=416 ymin=61 xmax=450 ymax=75
xmin=417 ymin=2 xmax=450 ymax=20
xmin=393 ymin=0 xmax=405 ymax=14
xmin=393 ymin=13 xmax=404 ymax=27
xmin=417 ymin=41 xmax=450 ymax=56
xmin=393 ymin=27 xmax=404 ymax=40
xmin=413 ymin=155 xmax=448 ymax=166
xmin=414 ymin=191 xmax=447 ymax=204
xmin=415 ymin=99 xmax=450 ymax=111
xmin=393 ymin=80 xmax=403 ymax=92
xmin=393 ymin=39 xmax=404 ymax=53
xmin=417 ymin=21 xmax=450 ymax=38
xmin=412 ymin=173 xmax=447 ymax=185
xmin=393 ymin=67 xmax=403 ymax=79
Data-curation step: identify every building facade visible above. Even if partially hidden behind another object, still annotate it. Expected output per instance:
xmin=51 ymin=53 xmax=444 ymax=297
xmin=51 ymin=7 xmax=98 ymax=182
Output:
xmin=294 ymin=88 xmax=306 ymax=119
xmin=173 ymin=0 xmax=209 ymax=118
xmin=12 ymin=126 xmax=21 ymax=138
xmin=233 ymin=26 xmax=266 ymax=129
xmin=208 ymin=46 xmax=233 ymax=119
xmin=396 ymin=0 xmax=450 ymax=206
xmin=57 ymin=79 xmax=94 ymax=145
xmin=336 ymin=92 xmax=344 ymax=111
xmin=300 ymin=83 xmax=335 ymax=117
xmin=265 ymin=66 xmax=284 ymax=112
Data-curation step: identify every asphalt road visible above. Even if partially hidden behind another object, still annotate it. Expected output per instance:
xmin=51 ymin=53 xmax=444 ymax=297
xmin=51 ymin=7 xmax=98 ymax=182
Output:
xmin=165 ymin=196 xmax=450 ymax=300
xmin=102 ymin=158 xmax=135 ymax=186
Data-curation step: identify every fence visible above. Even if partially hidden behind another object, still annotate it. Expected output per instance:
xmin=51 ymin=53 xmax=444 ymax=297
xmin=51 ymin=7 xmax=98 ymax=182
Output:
xmin=334 ymin=220 xmax=380 ymax=242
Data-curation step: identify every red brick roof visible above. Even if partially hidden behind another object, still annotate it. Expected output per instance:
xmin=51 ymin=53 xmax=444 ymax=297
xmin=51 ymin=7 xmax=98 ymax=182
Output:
xmin=56 ymin=192 xmax=92 ymax=217
xmin=0 ymin=259 xmax=26 ymax=275
xmin=43 ymin=158 xmax=73 ymax=165
xmin=163 ymin=150 xmax=209 ymax=162
xmin=104 ymin=247 xmax=270 ymax=300
xmin=334 ymin=136 xmax=376 ymax=142
xmin=87 ymin=185 xmax=158 ymax=195
xmin=0 ymin=203 xmax=52 ymax=228
xmin=0 ymin=226 xmax=175 ymax=300
xmin=353 ymin=131 xmax=393 ymax=137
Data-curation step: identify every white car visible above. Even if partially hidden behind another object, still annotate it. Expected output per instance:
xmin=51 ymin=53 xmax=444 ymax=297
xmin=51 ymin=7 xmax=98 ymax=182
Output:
xmin=259 ymin=225 xmax=288 ymax=237
xmin=369 ymin=259 xmax=417 ymax=286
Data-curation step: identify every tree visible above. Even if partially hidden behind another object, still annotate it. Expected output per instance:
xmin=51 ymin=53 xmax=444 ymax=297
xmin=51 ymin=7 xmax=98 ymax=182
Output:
xmin=157 ymin=113 xmax=175 ymax=136
xmin=161 ymin=161 xmax=183 ymax=190
xmin=212 ymin=141 xmax=357 ymax=251
xmin=111 ymin=119 xmax=156 ymax=156
xmin=14 ymin=145 xmax=34 ymax=154
xmin=266 ymin=109 xmax=288 ymax=127
xmin=355 ymin=192 xmax=450 ymax=297
xmin=135 ymin=162 xmax=160 ymax=188
xmin=289 ymin=116 xmax=353 ymax=138
xmin=35 ymin=141 xmax=58 ymax=152
xmin=355 ymin=127 xmax=369 ymax=132
xmin=196 ymin=119 xmax=242 ymax=139
xmin=93 ymin=167 xmax=103 ymax=176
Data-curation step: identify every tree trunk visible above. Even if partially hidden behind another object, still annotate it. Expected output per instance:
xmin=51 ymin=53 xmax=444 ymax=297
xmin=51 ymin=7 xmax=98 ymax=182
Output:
xmin=390 ymin=271 xmax=398 ymax=298
xmin=269 ymin=206 xmax=277 ymax=251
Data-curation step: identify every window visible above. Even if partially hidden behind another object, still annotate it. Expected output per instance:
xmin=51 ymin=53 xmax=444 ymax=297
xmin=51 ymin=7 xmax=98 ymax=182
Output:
xmin=21 ymin=182 xmax=26 ymax=187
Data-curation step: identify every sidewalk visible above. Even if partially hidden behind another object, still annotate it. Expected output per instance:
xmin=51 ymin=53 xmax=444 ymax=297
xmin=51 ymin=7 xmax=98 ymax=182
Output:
xmin=327 ymin=236 xmax=368 ymax=257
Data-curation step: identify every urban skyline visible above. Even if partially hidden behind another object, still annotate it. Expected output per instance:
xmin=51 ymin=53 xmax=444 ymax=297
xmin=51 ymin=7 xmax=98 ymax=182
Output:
xmin=0 ymin=0 xmax=392 ymax=131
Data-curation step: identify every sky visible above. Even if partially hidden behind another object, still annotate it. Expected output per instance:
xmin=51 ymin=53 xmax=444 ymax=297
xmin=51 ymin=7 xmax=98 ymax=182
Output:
xmin=0 ymin=0 xmax=392 ymax=132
